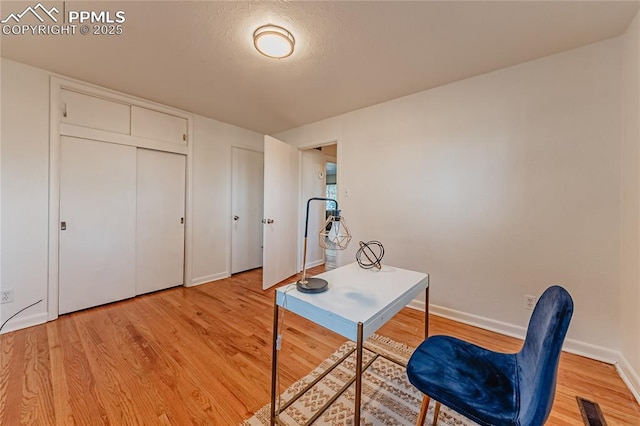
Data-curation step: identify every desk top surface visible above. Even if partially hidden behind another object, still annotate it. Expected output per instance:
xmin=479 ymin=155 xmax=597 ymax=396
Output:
xmin=275 ymin=263 xmax=428 ymax=340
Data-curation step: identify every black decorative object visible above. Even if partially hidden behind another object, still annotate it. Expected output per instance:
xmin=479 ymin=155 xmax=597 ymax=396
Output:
xmin=356 ymin=240 xmax=385 ymax=270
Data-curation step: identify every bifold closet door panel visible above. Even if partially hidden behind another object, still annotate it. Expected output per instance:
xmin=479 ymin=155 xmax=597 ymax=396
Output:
xmin=59 ymin=137 xmax=136 ymax=314
xmin=136 ymin=149 xmax=186 ymax=295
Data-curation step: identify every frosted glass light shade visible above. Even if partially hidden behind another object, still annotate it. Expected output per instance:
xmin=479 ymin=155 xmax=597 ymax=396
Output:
xmin=253 ymin=24 xmax=295 ymax=59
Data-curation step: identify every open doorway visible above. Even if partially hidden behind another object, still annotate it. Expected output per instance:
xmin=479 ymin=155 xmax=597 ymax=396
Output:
xmin=299 ymin=144 xmax=337 ymax=270
xmin=324 ymin=160 xmax=338 ymax=269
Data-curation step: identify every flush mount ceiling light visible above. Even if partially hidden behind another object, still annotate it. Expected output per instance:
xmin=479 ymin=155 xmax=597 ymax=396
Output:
xmin=253 ymin=24 xmax=295 ymax=59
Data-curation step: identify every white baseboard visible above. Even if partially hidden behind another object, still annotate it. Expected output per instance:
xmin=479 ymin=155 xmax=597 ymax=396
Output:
xmin=0 ymin=312 xmax=48 ymax=334
xmin=410 ymin=302 xmax=619 ymax=363
xmin=427 ymin=303 xmax=528 ymax=342
xmin=188 ymin=272 xmax=230 ymax=287
xmin=563 ymin=337 xmax=619 ymax=365
xmin=407 ymin=300 xmax=635 ymax=393
xmin=304 ymin=259 xmax=324 ymax=269
xmin=617 ymin=354 xmax=640 ymax=405
xmin=408 ymin=299 xmax=426 ymax=312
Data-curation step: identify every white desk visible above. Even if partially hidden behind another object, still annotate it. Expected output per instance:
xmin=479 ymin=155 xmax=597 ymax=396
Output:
xmin=270 ymin=263 xmax=429 ymax=425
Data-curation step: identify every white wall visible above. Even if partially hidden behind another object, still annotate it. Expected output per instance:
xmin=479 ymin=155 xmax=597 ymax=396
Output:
xmin=277 ymin=38 xmax=623 ymax=356
xmin=0 ymin=58 xmax=263 ymax=332
xmin=621 ymin=10 xmax=640 ymax=399
xmin=191 ymin=115 xmax=262 ymax=285
xmin=0 ymin=59 xmax=50 ymax=331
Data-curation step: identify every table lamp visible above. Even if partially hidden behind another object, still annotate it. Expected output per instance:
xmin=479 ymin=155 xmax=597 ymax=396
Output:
xmin=297 ymin=197 xmax=352 ymax=293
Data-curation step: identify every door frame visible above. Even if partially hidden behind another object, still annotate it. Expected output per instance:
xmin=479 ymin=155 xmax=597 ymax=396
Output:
xmin=48 ymin=77 xmax=194 ymax=321
xmin=295 ymin=140 xmax=340 ymax=271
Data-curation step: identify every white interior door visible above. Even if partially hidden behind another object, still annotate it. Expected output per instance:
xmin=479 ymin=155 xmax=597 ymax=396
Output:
xmin=263 ymin=136 xmax=299 ymax=289
xmin=231 ymin=147 xmax=264 ymax=274
xmin=136 ymin=149 xmax=186 ymax=295
xmin=59 ymin=137 xmax=136 ymax=314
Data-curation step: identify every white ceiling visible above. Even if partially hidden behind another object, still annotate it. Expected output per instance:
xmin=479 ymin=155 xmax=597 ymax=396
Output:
xmin=1 ymin=1 xmax=639 ymax=134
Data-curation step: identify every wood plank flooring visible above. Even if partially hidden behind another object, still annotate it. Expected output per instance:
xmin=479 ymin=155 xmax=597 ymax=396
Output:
xmin=1 ymin=266 xmax=639 ymax=425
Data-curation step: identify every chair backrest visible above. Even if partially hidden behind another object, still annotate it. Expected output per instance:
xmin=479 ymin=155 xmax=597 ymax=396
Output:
xmin=516 ymin=285 xmax=573 ymax=425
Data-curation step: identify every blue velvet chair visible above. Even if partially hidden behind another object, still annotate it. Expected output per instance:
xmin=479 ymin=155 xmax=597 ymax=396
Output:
xmin=406 ymin=285 xmax=573 ymax=426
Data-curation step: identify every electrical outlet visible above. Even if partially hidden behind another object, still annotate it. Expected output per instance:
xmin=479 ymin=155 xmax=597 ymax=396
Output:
xmin=1 ymin=289 xmax=13 ymax=304
xmin=524 ymin=295 xmax=536 ymax=310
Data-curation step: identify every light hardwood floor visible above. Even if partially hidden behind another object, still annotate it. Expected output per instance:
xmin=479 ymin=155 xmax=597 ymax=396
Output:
xmin=1 ymin=266 xmax=639 ymax=425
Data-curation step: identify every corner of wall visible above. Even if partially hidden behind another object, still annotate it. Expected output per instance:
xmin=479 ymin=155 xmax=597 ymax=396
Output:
xmin=618 ymin=354 xmax=640 ymax=404
xmin=620 ymin=6 xmax=640 ymax=403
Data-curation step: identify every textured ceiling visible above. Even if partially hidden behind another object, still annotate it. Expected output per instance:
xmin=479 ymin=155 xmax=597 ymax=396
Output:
xmin=1 ymin=1 xmax=639 ymax=134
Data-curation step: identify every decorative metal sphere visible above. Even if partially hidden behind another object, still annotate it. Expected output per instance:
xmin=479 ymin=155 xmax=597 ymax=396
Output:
xmin=356 ymin=240 xmax=385 ymax=270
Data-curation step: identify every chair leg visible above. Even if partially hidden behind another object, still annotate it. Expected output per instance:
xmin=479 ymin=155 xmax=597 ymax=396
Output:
xmin=416 ymin=395 xmax=430 ymax=426
xmin=432 ymin=401 xmax=441 ymax=426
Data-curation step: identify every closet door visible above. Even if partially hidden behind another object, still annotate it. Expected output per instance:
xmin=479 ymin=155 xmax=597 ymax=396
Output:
xmin=59 ymin=137 xmax=136 ymax=314
xmin=60 ymin=89 xmax=130 ymax=134
xmin=231 ymin=147 xmax=264 ymax=274
xmin=136 ymin=149 xmax=186 ymax=295
xmin=131 ymin=106 xmax=187 ymax=145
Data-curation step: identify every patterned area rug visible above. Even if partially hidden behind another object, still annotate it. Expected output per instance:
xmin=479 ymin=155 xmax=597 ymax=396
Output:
xmin=243 ymin=334 xmax=478 ymax=425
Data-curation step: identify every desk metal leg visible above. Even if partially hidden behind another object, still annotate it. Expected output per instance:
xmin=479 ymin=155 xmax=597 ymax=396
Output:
xmin=355 ymin=322 xmax=364 ymax=425
xmin=425 ymin=276 xmax=430 ymax=339
xmin=270 ymin=299 xmax=280 ymax=426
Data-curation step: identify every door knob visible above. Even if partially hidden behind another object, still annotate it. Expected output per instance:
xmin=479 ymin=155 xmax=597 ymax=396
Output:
xmin=266 ymin=219 xmax=274 ymax=224
xmin=233 ymin=215 xmax=239 ymax=221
